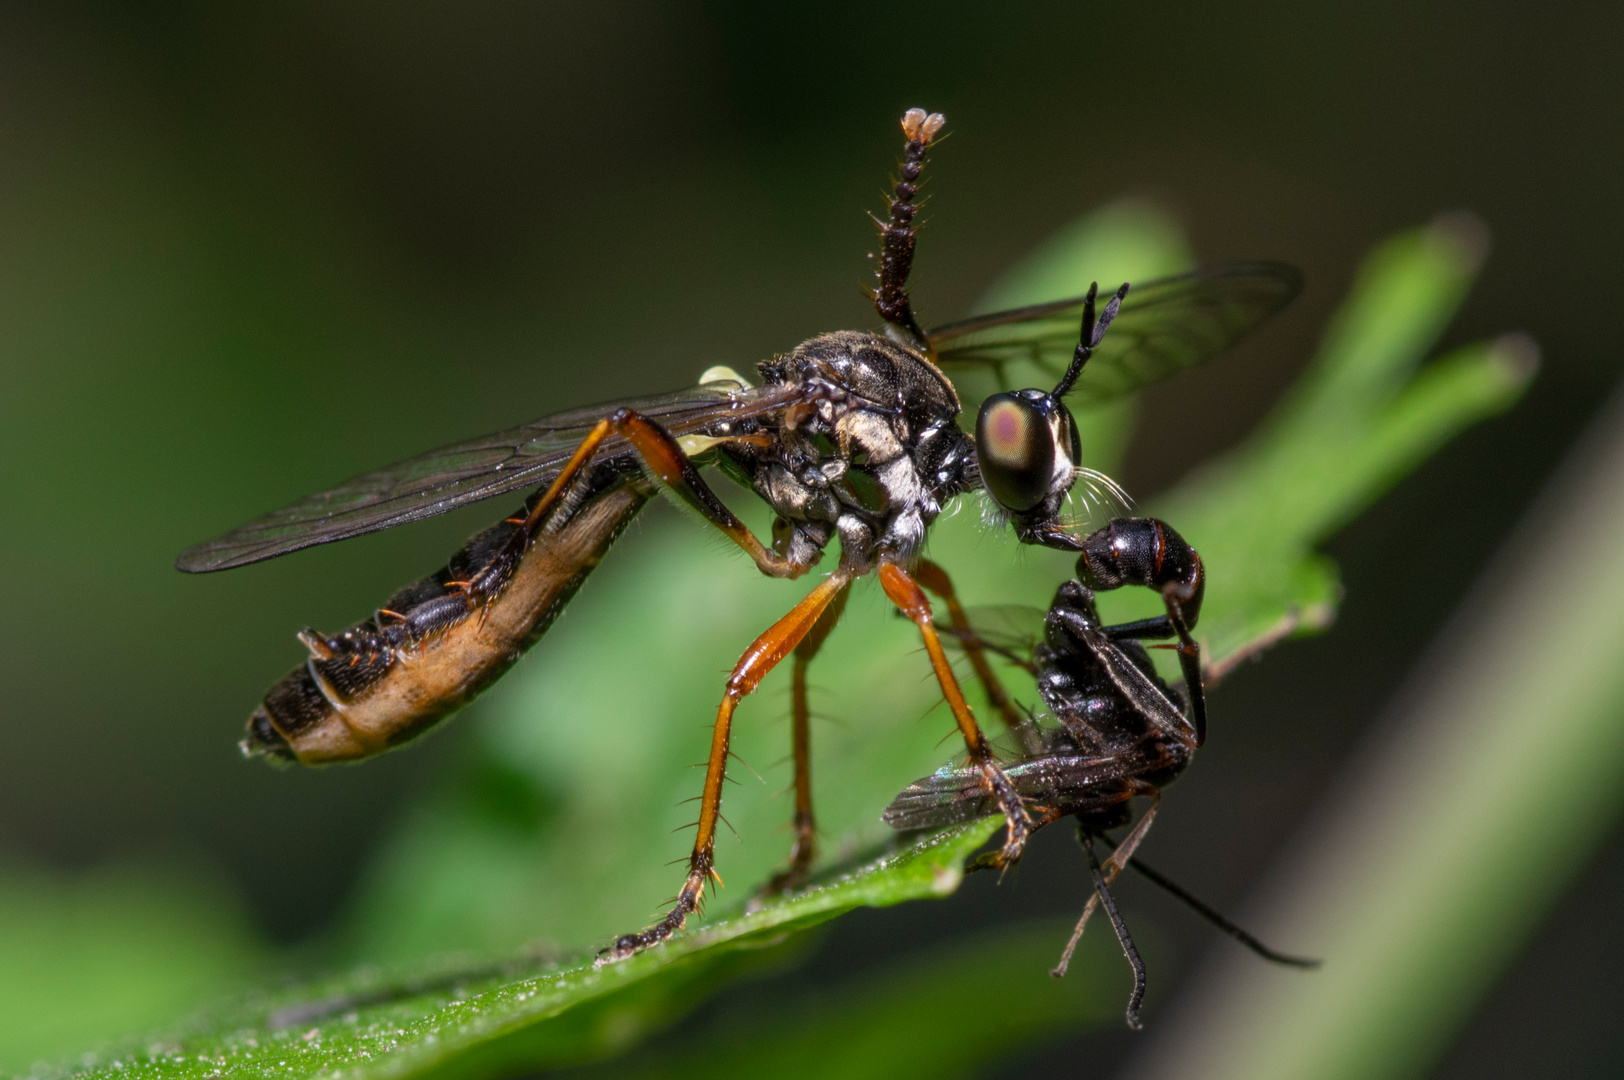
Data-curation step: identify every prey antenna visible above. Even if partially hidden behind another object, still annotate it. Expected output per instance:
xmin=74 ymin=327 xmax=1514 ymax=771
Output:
xmin=1083 ymin=833 xmax=1147 ymax=1029
xmin=1100 ymin=836 xmax=1320 ymax=968
xmin=871 ymin=107 xmax=945 ymax=350
xmin=1053 ymin=281 xmax=1130 ymax=398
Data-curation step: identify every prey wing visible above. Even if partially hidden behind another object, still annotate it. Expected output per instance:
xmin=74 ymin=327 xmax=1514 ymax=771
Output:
xmin=939 ymin=604 xmax=1047 ymax=669
xmin=882 ymin=751 xmax=1138 ymax=831
xmin=1072 ymin=625 xmax=1199 ymax=745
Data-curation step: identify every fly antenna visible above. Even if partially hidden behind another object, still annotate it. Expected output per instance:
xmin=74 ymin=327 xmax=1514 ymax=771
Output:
xmin=871 ymin=108 xmax=945 ymax=350
xmin=1054 ymin=281 xmax=1130 ymax=398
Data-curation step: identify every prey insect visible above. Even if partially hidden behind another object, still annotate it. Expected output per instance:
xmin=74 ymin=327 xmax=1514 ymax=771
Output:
xmin=177 ymin=109 xmax=1299 ymax=960
xmin=885 ymin=522 xmax=1318 ymax=1028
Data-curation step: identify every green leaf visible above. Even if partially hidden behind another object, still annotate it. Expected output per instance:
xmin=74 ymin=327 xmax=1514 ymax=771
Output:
xmin=601 ymin=920 xmax=1125 ymax=1080
xmin=971 ymin=197 xmax=1198 ymax=315
xmin=33 ymin=823 xmax=995 ymax=1080
xmin=1153 ymin=215 xmax=1536 ymax=675
xmin=0 ymin=862 xmax=265 ymax=1073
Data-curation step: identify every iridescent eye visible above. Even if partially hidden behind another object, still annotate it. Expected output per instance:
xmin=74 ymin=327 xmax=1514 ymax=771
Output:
xmin=976 ymin=392 xmax=1056 ymax=512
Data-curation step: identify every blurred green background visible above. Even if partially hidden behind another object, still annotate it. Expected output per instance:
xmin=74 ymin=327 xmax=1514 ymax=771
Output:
xmin=0 ymin=1 xmax=1620 ymax=1076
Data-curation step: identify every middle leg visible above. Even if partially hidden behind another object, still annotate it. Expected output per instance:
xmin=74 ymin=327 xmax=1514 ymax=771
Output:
xmin=763 ymin=581 xmax=851 ymax=895
xmin=913 ymin=558 xmax=1039 ymax=754
xmin=519 ymin=408 xmax=806 ymax=581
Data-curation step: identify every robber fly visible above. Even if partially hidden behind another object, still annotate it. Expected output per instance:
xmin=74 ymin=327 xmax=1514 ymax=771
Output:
xmin=886 ymin=521 xmax=1317 ymax=1028
xmin=177 ymin=109 xmax=1299 ymax=960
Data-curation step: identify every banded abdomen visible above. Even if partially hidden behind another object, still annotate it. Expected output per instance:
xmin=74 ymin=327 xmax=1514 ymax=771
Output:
xmin=245 ymin=475 xmax=651 ymax=765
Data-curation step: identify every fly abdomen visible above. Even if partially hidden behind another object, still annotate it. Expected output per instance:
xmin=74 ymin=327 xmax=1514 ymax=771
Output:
xmin=242 ymin=478 xmax=650 ymax=766
xmin=246 ymin=667 xmax=330 ymax=764
xmin=310 ymin=632 xmax=395 ymax=697
xmin=401 ymin=592 xmax=477 ymax=638
xmin=449 ymin=517 xmax=525 ymax=588
xmin=245 ymin=615 xmax=421 ymax=765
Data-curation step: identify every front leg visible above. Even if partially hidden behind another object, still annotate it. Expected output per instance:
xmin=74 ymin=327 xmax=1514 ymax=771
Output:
xmin=871 ymin=108 xmax=945 ymax=349
xmin=524 ymin=408 xmax=810 ymax=581
xmin=878 ymin=562 xmax=1033 ymax=869
xmin=1073 ymin=517 xmax=1208 ymax=744
xmin=600 ymin=572 xmax=852 ymax=963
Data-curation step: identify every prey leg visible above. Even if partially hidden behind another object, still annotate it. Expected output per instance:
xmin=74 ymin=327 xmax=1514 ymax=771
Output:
xmin=1082 ymin=834 xmax=1148 ymax=1030
xmin=879 ymin=562 xmax=1032 ymax=869
xmin=762 ymin=581 xmax=851 ymax=896
xmin=1110 ymin=848 xmax=1321 ymax=968
xmin=1052 ymin=793 xmax=1160 ymax=978
xmin=601 ymin=572 xmax=853 ymax=962
xmin=1076 ymin=517 xmax=1208 ymax=744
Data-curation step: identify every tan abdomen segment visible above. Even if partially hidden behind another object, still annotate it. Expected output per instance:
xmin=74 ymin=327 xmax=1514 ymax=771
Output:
xmin=249 ymin=483 xmax=648 ymax=765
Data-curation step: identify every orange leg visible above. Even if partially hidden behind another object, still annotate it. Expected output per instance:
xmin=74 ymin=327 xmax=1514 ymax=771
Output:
xmin=522 ymin=409 xmax=808 ymax=580
xmin=913 ymin=558 xmax=1039 ymax=754
xmin=879 ymin=562 xmax=1033 ymax=869
xmin=764 ymin=582 xmax=851 ymax=895
xmin=602 ymin=571 xmax=853 ymax=962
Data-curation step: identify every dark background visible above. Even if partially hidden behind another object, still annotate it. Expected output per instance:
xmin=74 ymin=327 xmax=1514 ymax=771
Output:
xmin=0 ymin=2 xmax=1619 ymax=1075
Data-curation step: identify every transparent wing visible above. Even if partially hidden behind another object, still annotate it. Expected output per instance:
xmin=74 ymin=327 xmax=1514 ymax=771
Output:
xmin=927 ymin=262 xmax=1302 ymax=414
xmin=177 ymin=380 xmax=801 ymax=573
xmin=939 ymin=604 xmax=1047 ymax=663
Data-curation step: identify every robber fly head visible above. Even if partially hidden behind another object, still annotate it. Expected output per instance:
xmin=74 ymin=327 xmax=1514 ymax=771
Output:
xmin=974 ymin=281 xmax=1130 ymax=537
xmin=974 ymin=387 xmax=1083 ymax=514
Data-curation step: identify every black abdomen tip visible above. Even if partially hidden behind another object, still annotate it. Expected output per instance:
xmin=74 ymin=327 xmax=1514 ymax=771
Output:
xmin=242 ymin=708 xmax=297 ymax=764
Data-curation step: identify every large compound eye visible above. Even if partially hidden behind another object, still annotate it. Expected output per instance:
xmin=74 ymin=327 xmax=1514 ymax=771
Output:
xmin=976 ymin=392 xmax=1056 ymax=512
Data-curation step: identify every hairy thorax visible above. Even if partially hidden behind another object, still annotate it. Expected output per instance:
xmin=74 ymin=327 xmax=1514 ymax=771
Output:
xmin=735 ymin=331 xmax=976 ymax=576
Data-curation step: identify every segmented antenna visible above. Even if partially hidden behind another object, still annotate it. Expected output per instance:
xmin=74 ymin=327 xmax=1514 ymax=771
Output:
xmin=871 ymin=108 xmax=945 ymax=348
xmin=1054 ymin=281 xmax=1130 ymax=398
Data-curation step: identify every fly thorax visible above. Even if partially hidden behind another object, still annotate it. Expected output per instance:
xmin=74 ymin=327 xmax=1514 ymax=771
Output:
xmin=838 ymin=411 xmax=925 ymax=501
xmin=835 ymin=514 xmax=877 ymax=574
xmin=913 ymin=419 xmax=977 ymax=498
xmin=834 ymin=410 xmax=901 ymax=462
xmin=758 ymin=461 xmax=842 ymax=525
